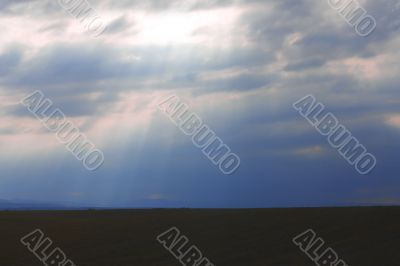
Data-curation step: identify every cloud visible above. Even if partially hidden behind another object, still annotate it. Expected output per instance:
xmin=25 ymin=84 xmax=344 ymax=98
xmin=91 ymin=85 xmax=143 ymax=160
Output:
xmin=105 ymin=16 xmax=135 ymax=35
xmin=284 ymin=58 xmax=326 ymax=72
xmin=38 ymin=21 xmax=69 ymax=35
xmin=0 ymin=46 xmax=24 ymax=76
xmin=293 ymin=146 xmax=324 ymax=156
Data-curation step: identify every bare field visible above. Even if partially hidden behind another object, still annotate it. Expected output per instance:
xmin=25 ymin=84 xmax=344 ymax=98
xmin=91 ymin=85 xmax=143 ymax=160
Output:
xmin=0 ymin=207 xmax=399 ymax=265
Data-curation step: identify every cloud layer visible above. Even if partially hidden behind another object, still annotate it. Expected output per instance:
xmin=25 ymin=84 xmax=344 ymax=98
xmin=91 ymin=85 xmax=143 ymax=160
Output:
xmin=0 ymin=0 xmax=400 ymax=207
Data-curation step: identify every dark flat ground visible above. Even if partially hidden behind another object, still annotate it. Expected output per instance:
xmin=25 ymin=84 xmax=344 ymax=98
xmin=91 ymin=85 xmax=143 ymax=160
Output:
xmin=0 ymin=207 xmax=399 ymax=266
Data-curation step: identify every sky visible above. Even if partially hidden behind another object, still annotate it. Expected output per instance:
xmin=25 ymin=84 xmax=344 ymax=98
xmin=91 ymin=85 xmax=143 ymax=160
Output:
xmin=0 ymin=0 xmax=400 ymax=208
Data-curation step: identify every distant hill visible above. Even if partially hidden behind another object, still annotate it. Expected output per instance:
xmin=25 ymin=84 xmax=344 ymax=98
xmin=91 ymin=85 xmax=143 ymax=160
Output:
xmin=0 ymin=199 xmax=79 ymax=210
xmin=0 ymin=198 xmax=189 ymax=210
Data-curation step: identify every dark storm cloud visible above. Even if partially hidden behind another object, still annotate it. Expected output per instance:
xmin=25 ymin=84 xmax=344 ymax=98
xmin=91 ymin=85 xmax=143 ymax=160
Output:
xmin=239 ymin=0 xmax=386 ymax=71
xmin=97 ymin=0 xmax=258 ymax=11
xmin=363 ymin=0 xmax=400 ymax=41
xmin=7 ymin=90 xmax=118 ymax=118
xmin=197 ymin=73 xmax=277 ymax=94
xmin=105 ymin=16 xmax=134 ymax=35
xmin=5 ymin=44 xmax=133 ymax=87
xmin=0 ymin=0 xmax=32 ymax=12
xmin=0 ymin=0 xmax=61 ymax=16
xmin=240 ymin=0 xmax=314 ymax=49
xmin=38 ymin=21 xmax=70 ymax=35
xmin=238 ymin=0 xmax=400 ymax=75
xmin=0 ymin=0 xmax=258 ymax=17
xmin=0 ymin=39 xmax=275 ymax=117
xmin=1 ymin=42 xmax=274 ymax=92
xmin=284 ymin=58 xmax=326 ymax=72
